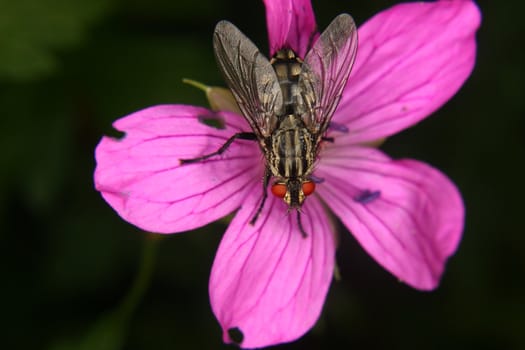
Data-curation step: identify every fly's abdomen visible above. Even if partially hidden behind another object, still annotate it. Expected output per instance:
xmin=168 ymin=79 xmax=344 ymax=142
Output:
xmin=271 ymin=49 xmax=303 ymax=116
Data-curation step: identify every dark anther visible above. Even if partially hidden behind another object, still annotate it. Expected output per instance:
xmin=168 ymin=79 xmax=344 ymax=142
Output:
xmin=322 ymin=136 xmax=335 ymax=143
xmin=198 ymin=112 xmax=226 ymax=129
xmin=309 ymin=174 xmax=325 ymax=184
xmin=228 ymin=327 xmax=244 ymax=345
xmin=354 ymin=189 xmax=381 ymax=204
xmin=328 ymin=121 xmax=349 ymax=133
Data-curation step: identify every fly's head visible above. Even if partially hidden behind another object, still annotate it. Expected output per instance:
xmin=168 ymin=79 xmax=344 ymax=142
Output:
xmin=271 ymin=178 xmax=316 ymax=209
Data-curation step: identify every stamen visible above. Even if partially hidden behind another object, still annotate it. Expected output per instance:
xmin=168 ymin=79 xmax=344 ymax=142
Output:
xmin=309 ymin=175 xmax=325 ymax=184
xmin=328 ymin=121 xmax=349 ymax=133
xmin=354 ymin=189 xmax=381 ymax=204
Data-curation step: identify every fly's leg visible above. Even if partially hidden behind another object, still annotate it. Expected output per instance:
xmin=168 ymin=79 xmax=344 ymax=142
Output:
xmin=296 ymin=211 xmax=308 ymax=238
xmin=179 ymin=132 xmax=257 ymax=164
xmin=250 ymin=167 xmax=271 ymax=225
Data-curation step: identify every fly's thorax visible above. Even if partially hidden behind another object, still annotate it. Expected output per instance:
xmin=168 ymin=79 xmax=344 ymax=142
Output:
xmin=265 ymin=115 xmax=316 ymax=180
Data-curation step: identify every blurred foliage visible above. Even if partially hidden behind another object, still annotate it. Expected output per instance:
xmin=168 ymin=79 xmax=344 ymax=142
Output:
xmin=0 ymin=0 xmax=116 ymax=81
xmin=0 ymin=0 xmax=524 ymax=349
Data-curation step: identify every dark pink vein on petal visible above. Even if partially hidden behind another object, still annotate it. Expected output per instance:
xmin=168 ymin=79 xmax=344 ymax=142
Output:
xmin=321 ymin=181 xmax=407 ymax=274
xmin=225 ymin=199 xmax=294 ymax=323
xmin=321 ymin=162 xmax=442 ymax=279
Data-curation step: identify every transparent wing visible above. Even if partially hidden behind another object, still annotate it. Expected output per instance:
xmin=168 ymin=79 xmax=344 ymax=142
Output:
xmin=299 ymin=14 xmax=358 ymax=135
xmin=213 ymin=20 xmax=283 ymax=138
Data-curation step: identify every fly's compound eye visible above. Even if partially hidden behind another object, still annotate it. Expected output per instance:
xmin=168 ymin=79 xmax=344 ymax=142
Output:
xmin=302 ymin=181 xmax=316 ymax=196
xmin=271 ymin=183 xmax=287 ymax=198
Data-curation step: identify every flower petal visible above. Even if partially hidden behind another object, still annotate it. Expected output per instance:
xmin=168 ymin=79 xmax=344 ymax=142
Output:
xmin=263 ymin=0 xmax=317 ymax=58
xmin=94 ymin=105 xmax=262 ymax=233
xmin=209 ymin=193 xmax=335 ymax=348
xmin=316 ymin=145 xmax=464 ymax=290
xmin=335 ymin=0 xmax=481 ymax=144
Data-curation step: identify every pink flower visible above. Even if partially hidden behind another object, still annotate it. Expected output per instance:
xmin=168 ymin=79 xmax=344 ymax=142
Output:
xmin=94 ymin=0 xmax=480 ymax=348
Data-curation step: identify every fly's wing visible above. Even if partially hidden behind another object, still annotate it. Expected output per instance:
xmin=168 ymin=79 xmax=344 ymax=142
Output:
xmin=213 ymin=20 xmax=283 ymax=138
xmin=299 ymin=14 xmax=358 ymax=135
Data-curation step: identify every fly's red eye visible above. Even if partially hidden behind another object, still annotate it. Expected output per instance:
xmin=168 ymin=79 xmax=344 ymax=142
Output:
xmin=271 ymin=183 xmax=287 ymax=198
xmin=302 ymin=181 xmax=316 ymax=196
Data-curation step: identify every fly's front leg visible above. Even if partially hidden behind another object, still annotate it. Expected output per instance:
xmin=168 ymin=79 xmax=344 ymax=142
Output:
xmin=296 ymin=211 xmax=308 ymax=238
xmin=250 ymin=167 xmax=271 ymax=225
xmin=179 ymin=132 xmax=257 ymax=164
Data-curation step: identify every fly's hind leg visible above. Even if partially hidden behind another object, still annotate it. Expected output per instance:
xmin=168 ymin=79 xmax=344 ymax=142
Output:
xmin=179 ymin=132 xmax=257 ymax=164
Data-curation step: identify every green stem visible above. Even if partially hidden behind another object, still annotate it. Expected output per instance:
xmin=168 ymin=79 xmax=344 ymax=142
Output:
xmin=182 ymin=78 xmax=210 ymax=93
xmin=68 ymin=235 xmax=160 ymax=350
xmin=117 ymin=234 xmax=159 ymax=323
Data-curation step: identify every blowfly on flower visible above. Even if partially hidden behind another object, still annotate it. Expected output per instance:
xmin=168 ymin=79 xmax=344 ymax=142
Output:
xmin=181 ymin=14 xmax=358 ymax=236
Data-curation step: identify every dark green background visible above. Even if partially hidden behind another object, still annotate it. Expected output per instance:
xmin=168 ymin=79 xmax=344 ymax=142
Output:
xmin=1 ymin=0 xmax=523 ymax=349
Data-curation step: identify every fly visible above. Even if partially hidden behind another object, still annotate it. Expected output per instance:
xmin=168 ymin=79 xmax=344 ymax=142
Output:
xmin=180 ymin=14 xmax=358 ymax=237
